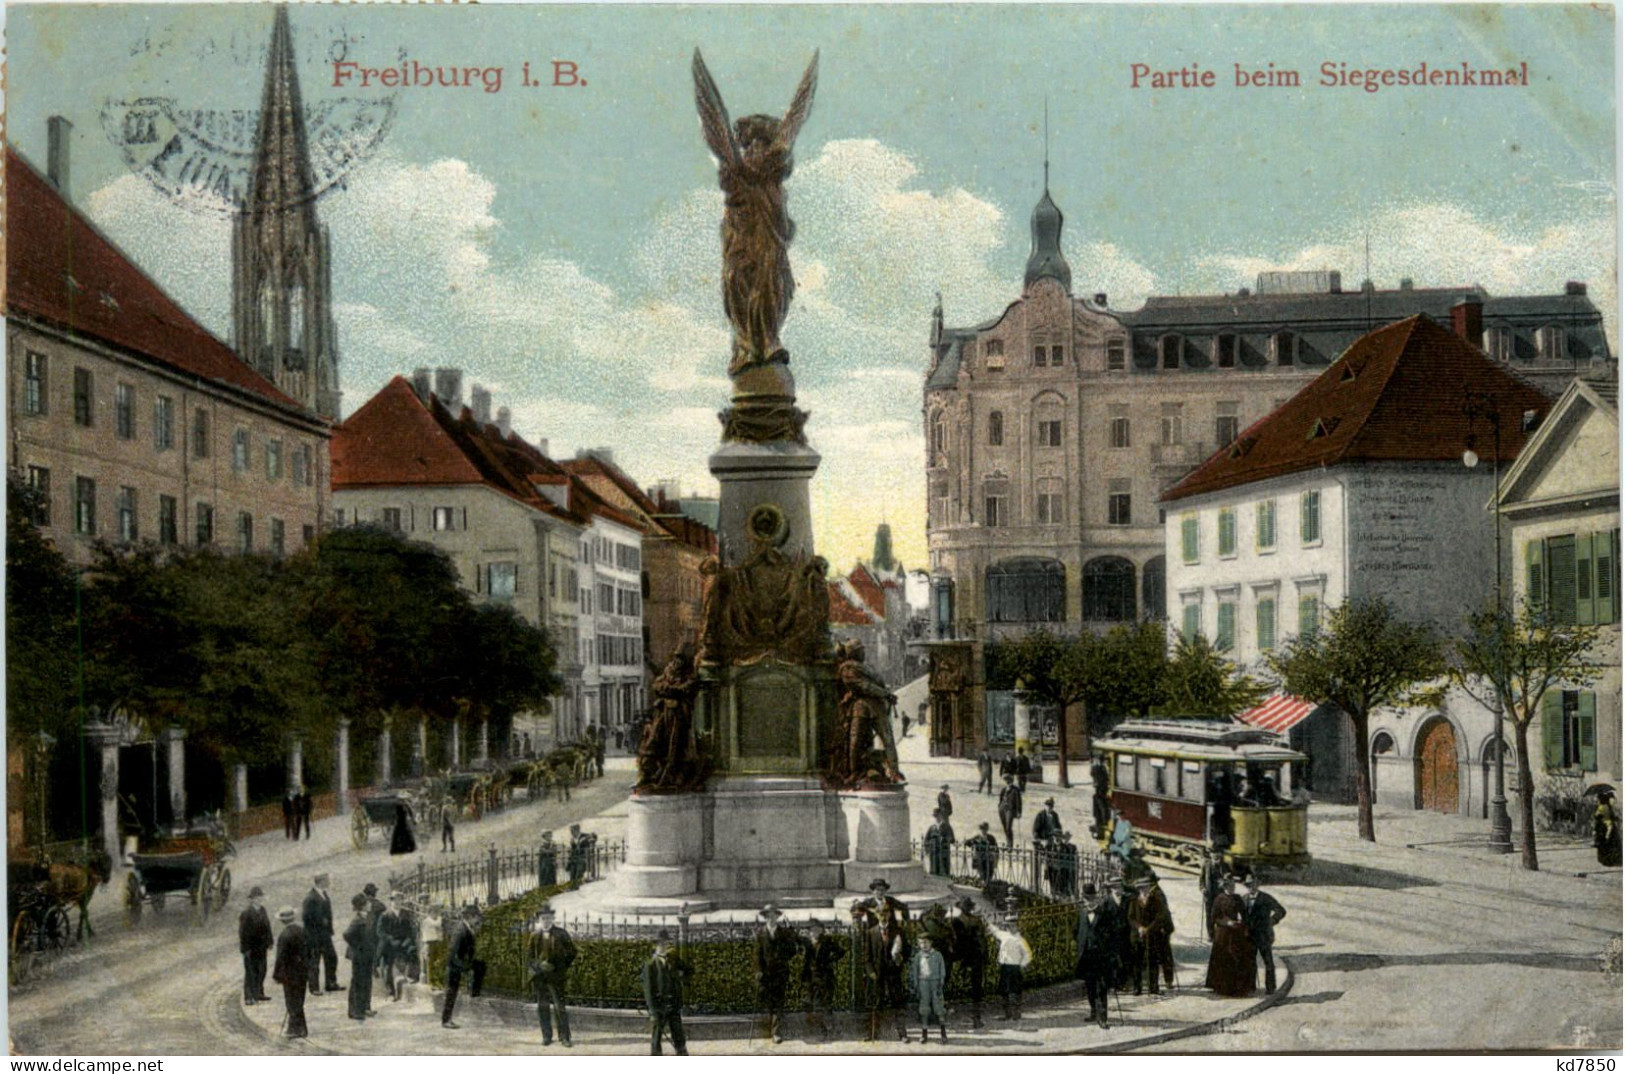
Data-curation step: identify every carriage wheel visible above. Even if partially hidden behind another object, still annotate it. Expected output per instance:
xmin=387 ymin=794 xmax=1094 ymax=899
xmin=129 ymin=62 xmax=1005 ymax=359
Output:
xmin=43 ymin=906 xmax=71 ymax=951
xmin=352 ymin=809 xmax=370 ymax=849
xmin=194 ymin=873 xmax=212 ymax=925
xmin=121 ymin=874 xmax=142 ymax=928
xmin=214 ymin=867 xmax=232 ymax=911
xmin=10 ymin=914 xmax=37 ymax=986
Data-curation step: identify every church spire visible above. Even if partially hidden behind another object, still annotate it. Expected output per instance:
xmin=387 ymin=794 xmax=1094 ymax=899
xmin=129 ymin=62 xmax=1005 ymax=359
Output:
xmin=1024 ymin=102 xmax=1071 ymax=293
xmin=232 ymin=6 xmax=341 ymax=418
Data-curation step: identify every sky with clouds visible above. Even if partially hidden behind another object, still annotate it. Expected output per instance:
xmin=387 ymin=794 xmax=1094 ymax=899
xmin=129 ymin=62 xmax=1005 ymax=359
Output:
xmin=8 ymin=4 xmax=1616 ymax=571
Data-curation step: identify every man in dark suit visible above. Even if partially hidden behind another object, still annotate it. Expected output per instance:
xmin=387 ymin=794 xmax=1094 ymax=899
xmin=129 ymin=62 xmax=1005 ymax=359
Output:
xmin=537 ymin=831 xmax=559 ymax=888
xmin=238 ymin=886 xmax=273 ymax=1004
xmin=1075 ymin=884 xmax=1118 ymax=1028
xmin=1127 ymin=877 xmax=1174 ymax=995
xmin=377 ymin=893 xmax=417 ymax=1001
xmin=296 ymin=786 xmax=313 ymax=840
xmin=967 ymin=822 xmax=999 ymax=886
xmin=977 ymin=750 xmax=994 ymax=795
xmin=526 ymin=904 xmax=576 ymax=1046
xmin=949 ymin=897 xmax=989 ymax=1028
xmin=441 ymin=905 xmax=483 ymax=1028
xmin=301 ymin=874 xmax=341 ymax=994
xmin=282 ymin=792 xmax=296 ymax=840
xmin=342 ymin=893 xmax=378 ymax=1020
xmin=1031 ymin=797 xmax=1062 ymax=845
xmin=1242 ymin=874 xmax=1287 ymax=994
xmin=801 ymin=919 xmax=844 ymax=1039
xmin=1053 ymin=831 xmax=1079 ymax=898
xmin=753 ymin=903 xmax=800 ymax=1044
xmin=936 ymin=784 xmax=954 ymax=823
xmin=567 ymin=824 xmax=596 ymax=886
xmin=1014 ymin=748 xmax=1033 ymax=792
xmin=271 ymin=907 xmax=309 ymax=1039
xmin=641 ymin=930 xmax=689 ymax=1055
xmin=1101 ymin=878 xmax=1134 ymax=992
xmin=997 ymin=776 xmax=1024 ymax=847
xmin=923 ymin=810 xmax=954 ymax=878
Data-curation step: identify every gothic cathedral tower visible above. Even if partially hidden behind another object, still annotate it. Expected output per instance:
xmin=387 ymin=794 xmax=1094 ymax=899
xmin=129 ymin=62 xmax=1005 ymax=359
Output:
xmin=232 ymin=7 xmax=341 ymax=419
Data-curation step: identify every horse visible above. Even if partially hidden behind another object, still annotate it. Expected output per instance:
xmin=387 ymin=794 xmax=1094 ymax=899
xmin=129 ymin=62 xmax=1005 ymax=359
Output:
xmin=45 ymin=847 xmax=113 ymax=941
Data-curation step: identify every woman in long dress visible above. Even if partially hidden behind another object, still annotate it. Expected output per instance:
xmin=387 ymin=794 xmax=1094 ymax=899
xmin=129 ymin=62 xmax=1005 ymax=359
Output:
xmin=1205 ymin=874 xmax=1257 ymax=997
xmin=389 ymin=801 xmax=417 ymax=855
xmin=1595 ymin=791 xmax=1622 ymax=867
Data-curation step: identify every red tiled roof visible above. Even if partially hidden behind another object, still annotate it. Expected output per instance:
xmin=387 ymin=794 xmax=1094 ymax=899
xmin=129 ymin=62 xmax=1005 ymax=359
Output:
xmin=828 ymin=580 xmax=878 ymax=626
xmin=1162 ymin=315 xmax=1553 ymax=503
xmin=5 ymin=146 xmax=306 ymax=414
xmin=331 ymin=377 xmax=588 ymax=525
xmin=847 ymin=563 xmax=888 ymax=617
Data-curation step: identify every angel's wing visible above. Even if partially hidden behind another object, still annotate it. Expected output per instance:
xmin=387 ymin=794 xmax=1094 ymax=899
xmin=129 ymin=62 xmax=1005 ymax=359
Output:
xmin=692 ymin=49 xmax=740 ymax=169
xmin=776 ymin=51 xmax=820 ymax=151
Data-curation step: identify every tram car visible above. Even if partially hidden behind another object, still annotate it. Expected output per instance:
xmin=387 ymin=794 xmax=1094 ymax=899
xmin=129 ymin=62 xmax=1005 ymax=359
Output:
xmin=1095 ymin=718 xmax=1311 ymax=875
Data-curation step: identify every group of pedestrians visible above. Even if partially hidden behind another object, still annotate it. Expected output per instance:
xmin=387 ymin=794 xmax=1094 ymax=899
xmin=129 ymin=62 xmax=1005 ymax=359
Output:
xmin=975 ymin=748 xmax=1034 ymax=797
xmin=239 ymin=872 xmax=425 ymax=1041
xmin=281 ymin=787 xmax=313 ymax=840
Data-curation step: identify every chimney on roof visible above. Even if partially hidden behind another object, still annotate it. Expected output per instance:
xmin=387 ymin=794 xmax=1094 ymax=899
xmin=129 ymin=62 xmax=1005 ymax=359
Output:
xmin=1566 ymin=281 xmax=1588 ymax=296
xmin=471 ymin=384 xmax=492 ymax=425
xmin=434 ymin=368 xmax=463 ymax=409
xmin=579 ymin=447 xmax=616 ymax=466
xmin=535 ymin=438 xmax=549 ymax=456
xmin=47 ymin=116 xmax=72 ymax=199
xmin=1399 ymin=278 xmax=1414 ymax=291
xmin=1450 ymin=294 xmax=1484 ymax=351
xmin=1328 ymin=271 xmax=1342 ymax=294
xmin=496 ymin=406 xmax=512 ymax=437
xmin=410 ymin=367 xmax=432 ymax=402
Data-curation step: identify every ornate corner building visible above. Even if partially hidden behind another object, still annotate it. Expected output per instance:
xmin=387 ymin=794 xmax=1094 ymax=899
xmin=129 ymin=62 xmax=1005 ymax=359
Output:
xmin=921 ymin=175 xmax=1612 ymax=760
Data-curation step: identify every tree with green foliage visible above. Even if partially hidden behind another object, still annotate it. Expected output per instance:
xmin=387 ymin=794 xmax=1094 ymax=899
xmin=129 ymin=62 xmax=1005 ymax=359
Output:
xmin=448 ymin=600 xmax=563 ymax=753
xmin=1446 ymin=600 xmax=1602 ymax=871
xmin=1159 ymin=632 xmax=1266 ymax=718
xmin=6 ymin=475 xmax=80 ymax=744
xmin=998 ymin=629 xmax=1095 ymax=787
xmin=1266 ymin=598 xmax=1446 ymax=843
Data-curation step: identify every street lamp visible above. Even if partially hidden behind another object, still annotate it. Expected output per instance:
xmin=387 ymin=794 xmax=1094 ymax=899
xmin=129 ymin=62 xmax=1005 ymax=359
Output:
xmin=1463 ymin=389 xmax=1514 ymax=855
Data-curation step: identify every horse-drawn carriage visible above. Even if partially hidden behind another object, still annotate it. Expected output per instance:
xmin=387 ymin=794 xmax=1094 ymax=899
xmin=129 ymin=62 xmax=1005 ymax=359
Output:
xmin=8 ymin=845 xmax=114 ymax=983
xmin=123 ymin=823 xmax=235 ymax=927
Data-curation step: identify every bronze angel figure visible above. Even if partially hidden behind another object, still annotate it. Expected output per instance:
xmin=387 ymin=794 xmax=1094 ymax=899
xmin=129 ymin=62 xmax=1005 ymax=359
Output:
xmin=692 ymin=49 xmax=819 ymax=378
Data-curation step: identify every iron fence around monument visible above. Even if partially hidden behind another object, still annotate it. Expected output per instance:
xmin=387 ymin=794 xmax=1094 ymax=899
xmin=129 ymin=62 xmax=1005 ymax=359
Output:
xmin=913 ymin=838 xmax=1116 ymax=900
xmin=390 ymin=838 xmax=625 ymax=909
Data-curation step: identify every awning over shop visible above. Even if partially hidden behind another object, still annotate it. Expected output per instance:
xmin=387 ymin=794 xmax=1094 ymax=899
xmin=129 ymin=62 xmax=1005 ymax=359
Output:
xmin=1239 ymin=693 xmax=1318 ymax=735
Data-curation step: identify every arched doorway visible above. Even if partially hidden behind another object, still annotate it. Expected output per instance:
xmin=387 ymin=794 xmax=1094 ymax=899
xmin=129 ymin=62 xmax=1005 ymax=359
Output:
xmin=1371 ymin=731 xmax=1395 ymax=798
xmin=1416 ymin=719 xmax=1459 ymax=814
xmin=1082 ymin=556 xmax=1136 ymax=622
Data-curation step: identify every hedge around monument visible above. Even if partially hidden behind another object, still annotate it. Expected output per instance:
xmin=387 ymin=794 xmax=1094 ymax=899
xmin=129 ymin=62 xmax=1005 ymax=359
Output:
xmin=426 ymin=883 xmax=1082 ymax=1014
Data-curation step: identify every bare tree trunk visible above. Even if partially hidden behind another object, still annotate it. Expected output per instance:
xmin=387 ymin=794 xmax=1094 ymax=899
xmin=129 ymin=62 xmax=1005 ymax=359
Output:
xmin=1351 ymin=708 xmax=1376 ymax=842
xmin=1514 ymin=719 xmax=1540 ymax=871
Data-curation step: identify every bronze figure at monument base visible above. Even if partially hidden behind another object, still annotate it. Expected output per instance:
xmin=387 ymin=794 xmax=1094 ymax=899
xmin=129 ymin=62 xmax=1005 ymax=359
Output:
xmin=635 ymin=653 xmax=712 ymax=794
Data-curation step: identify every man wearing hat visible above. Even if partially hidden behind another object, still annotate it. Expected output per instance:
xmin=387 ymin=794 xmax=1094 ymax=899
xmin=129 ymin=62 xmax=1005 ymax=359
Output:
xmin=238 ymin=886 xmax=273 ymax=1004
xmin=301 ymin=874 xmax=341 ymax=994
xmin=1053 ymin=831 xmax=1079 ymax=899
xmin=343 ymin=893 xmax=379 ymax=1020
xmin=949 ymin=897 xmax=989 ymax=1028
xmin=271 ymin=907 xmax=309 ymax=1039
xmin=992 ymin=917 xmax=1033 ymax=1020
xmin=753 ymin=903 xmax=800 ymax=1043
xmin=360 ymin=882 xmax=385 ymax=979
xmin=567 ymin=823 xmax=596 ymax=886
xmin=997 ymin=775 xmax=1023 ymax=848
xmin=922 ymin=810 xmax=954 ymax=878
xmin=1126 ymin=876 xmax=1174 ymax=995
xmin=862 ymin=876 xmax=910 ymax=921
xmin=966 ymin=822 xmax=999 ymax=887
xmin=801 ymin=919 xmax=844 ymax=1039
xmin=440 ymin=905 xmax=483 ymax=1029
xmin=1074 ymin=884 xmax=1116 ymax=1027
xmin=537 ymin=831 xmax=559 ymax=888
xmin=1033 ymin=797 xmax=1063 ymax=893
xmin=377 ymin=893 xmax=417 ymax=1001
xmin=936 ymin=784 xmax=954 ymax=822
xmin=526 ymin=904 xmax=576 ymax=1046
xmin=1241 ymin=874 xmax=1287 ymax=994
xmin=976 ymin=748 xmax=994 ymax=796
xmin=1101 ymin=877 xmax=1134 ymax=992
xmin=641 ymin=929 xmax=689 ymax=1055
xmin=1014 ymin=747 xmax=1033 ymax=793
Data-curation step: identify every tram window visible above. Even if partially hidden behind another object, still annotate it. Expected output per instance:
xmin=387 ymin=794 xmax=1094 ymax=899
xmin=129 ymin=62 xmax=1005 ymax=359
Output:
xmin=1117 ymin=754 xmax=1136 ymax=791
xmin=1183 ymin=761 xmax=1202 ymax=801
xmin=1149 ymin=757 xmax=1168 ymax=795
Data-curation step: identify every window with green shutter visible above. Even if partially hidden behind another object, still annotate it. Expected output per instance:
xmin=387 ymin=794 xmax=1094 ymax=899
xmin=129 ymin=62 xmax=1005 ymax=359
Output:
xmin=1578 ymin=692 xmax=1598 ymax=771
xmin=1218 ymin=508 xmax=1236 ymax=557
xmin=1256 ymin=598 xmax=1276 ymax=650
xmin=1577 ymin=533 xmax=1596 ymax=625
xmin=1547 ymin=535 xmax=1578 ymax=625
xmin=1181 ymin=515 xmax=1199 ymax=564
xmin=1256 ymin=500 xmax=1276 ymax=550
xmin=1182 ymin=603 xmax=1201 ymax=643
xmin=1216 ymin=601 xmax=1236 ymax=650
xmin=1300 ymin=489 xmax=1321 ymax=544
xmin=1541 ymin=691 xmax=1565 ymax=770
xmin=1526 ymin=539 xmax=1545 ymax=614
xmin=1298 ymin=595 xmax=1319 ymax=639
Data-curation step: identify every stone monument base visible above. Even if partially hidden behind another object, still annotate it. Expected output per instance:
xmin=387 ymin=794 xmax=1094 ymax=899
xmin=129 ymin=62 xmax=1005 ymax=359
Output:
xmin=591 ymin=777 xmax=929 ymax=914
